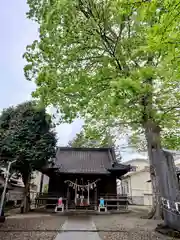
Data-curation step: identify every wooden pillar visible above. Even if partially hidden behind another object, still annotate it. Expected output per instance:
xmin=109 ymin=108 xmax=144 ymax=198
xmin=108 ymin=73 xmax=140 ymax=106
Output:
xmin=87 ymin=181 xmax=90 ymax=205
xmin=66 ymin=186 xmax=69 ymax=210
xmin=94 ymin=188 xmax=97 ymax=210
xmin=75 ymin=179 xmax=77 ymax=205
xmin=39 ymin=174 xmax=44 ymax=193
xmin=121 ymin=180 xmax=123 ymax=195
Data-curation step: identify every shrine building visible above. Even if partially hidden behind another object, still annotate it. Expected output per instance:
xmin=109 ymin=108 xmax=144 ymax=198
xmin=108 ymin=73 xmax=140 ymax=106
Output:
xmin=40 ymin=147 xmax=131 ymax=210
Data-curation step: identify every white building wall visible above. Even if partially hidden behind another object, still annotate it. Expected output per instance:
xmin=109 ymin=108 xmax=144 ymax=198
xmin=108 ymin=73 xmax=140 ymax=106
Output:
xmin=31 ymin=171 xmax=48 ymax=193
xmin=31 ymin=171 xmax=42 ymax=192
xmin=42 ymin=174 xmax=49 ymax=192
xmin=120 ymin=170 xmax=152 ymax=205
xmin=125 ymin=159 xmax=148 ymax=169
xmin=118 ymin=158 xmax=180 ymax=206
xmin=118 ymin=159 xmax=151 ymax=205
xmin=130 ymin=170 xmax=152 ymax=205
xmin=144 ymin=193 xmax=153 ymax=206
xmin=175 ymin=159 xmax=180 ymax=166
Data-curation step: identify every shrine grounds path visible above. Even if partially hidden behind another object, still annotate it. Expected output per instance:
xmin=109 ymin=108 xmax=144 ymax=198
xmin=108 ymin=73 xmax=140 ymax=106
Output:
xmin=0 ymin=207 xmax=173 ymax=240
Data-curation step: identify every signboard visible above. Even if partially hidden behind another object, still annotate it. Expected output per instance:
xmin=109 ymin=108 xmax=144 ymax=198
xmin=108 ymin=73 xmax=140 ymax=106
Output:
xmin=7 ymin=191 xmax=24 ymax=201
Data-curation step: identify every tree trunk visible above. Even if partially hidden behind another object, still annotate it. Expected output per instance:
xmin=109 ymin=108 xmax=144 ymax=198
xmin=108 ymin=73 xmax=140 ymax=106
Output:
xmin=144 ymin=121 xmax=180 ymax=230
xmin=21 ymin=173 xmax=31 ymax=213
xmin=144 ymin=167 xmax=162 ymax=220
xmin=141 ymin=121 xmax=162 ymax=219
xmin=146 ymin=123 xmax=162 ymax=219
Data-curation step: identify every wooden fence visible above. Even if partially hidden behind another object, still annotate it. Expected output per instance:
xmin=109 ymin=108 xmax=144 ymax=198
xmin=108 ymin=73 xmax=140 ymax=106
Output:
xmin=35 ymin=192 xmax=128 ymax=210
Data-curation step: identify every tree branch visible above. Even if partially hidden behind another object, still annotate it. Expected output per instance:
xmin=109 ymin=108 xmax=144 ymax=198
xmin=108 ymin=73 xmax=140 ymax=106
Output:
xmin=159 ymin=105 xmax=180 ymax=120
xmin=78 ymin=0 xmax=124 ymax=72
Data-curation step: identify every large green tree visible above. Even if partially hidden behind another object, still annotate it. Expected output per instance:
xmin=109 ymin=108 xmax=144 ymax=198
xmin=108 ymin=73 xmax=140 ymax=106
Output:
xmin=25 ymin=0 xmax=180 ymax=221
xmin=0 ymin=101 xmax=56 ymax=212
xmin=68 ymin=130 xmax=111 ymax=148
xmin=68 ymin=123 xmax=122 ymax=161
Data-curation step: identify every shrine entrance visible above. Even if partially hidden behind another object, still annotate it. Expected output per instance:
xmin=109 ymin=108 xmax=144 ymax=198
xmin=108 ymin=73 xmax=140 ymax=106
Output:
xmin=65 ymin=178 xmax=100 ymax=209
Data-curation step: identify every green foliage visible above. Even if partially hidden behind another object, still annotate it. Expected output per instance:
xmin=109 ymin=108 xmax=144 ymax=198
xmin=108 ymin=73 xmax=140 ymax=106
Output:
xmin=25 ymin=0 xmax=180 ymax=149
xmin=0 ymin=101 xmax=57 ymax=180
xmin=68 ymin=127 xmax=114 ymax=148
xmin=128 ymin=129 xmax=180 ymax=152
xmin=68 ymin=119 xmax=123 ymax=161
xmin=162 ymin=131 xmax=180 ymax=150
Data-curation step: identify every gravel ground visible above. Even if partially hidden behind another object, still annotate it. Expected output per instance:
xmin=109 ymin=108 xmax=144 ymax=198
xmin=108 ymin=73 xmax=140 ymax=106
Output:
xmin=92 ymin=213 xmax=172 ymax=240
xmin=0 ymin=232 xmax=58 ymax=240
xmin=0 ymin=214 xmax=66 ymax=240
xmin=0 ymin=209 xmax=175 ymax=240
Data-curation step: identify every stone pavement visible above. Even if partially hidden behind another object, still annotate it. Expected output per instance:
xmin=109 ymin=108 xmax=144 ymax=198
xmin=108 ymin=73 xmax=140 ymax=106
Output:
xmin=55 ymin=216 xmax=101 ymax=240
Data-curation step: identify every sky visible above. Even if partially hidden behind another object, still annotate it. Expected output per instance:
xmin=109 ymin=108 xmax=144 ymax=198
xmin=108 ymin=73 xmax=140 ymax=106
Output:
xmin=0 ymin=1 xmax=146 ymax=161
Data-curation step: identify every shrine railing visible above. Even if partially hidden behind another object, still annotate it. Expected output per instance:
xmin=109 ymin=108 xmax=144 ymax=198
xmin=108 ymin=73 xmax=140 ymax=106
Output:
xmin=101 ymin=194 xmax=128 ymax=198
xmin=99 ymin=194 xmax=129 ymax=210
xmin=34 ymin=192 xmax=129 ymax=211
xmin=35 ymin=192 xmax=67 ymax=209
xmin=36 ymin=192 xmax=66 ymax=200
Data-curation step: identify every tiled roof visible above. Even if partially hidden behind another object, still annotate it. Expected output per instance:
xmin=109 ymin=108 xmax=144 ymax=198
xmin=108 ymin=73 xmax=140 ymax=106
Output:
xmin=54 ymin=147 xmax=128 ymax=174
xmin=108 ymin=162 xmax=131 ymax=171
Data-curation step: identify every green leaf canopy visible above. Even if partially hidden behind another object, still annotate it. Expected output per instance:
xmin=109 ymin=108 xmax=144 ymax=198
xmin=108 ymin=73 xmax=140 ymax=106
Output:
xmin=0 ymin=101 xmax=57 ymax=176
xmin=25 ymin=0 xmax=180 ymax=148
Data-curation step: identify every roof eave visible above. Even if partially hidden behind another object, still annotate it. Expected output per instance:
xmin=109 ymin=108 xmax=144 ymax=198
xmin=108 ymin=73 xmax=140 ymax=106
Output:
xmin=57 ymin=146 xmax=114 ymax=151
xmin=54 ymin=170 xmax=111 ymax=175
